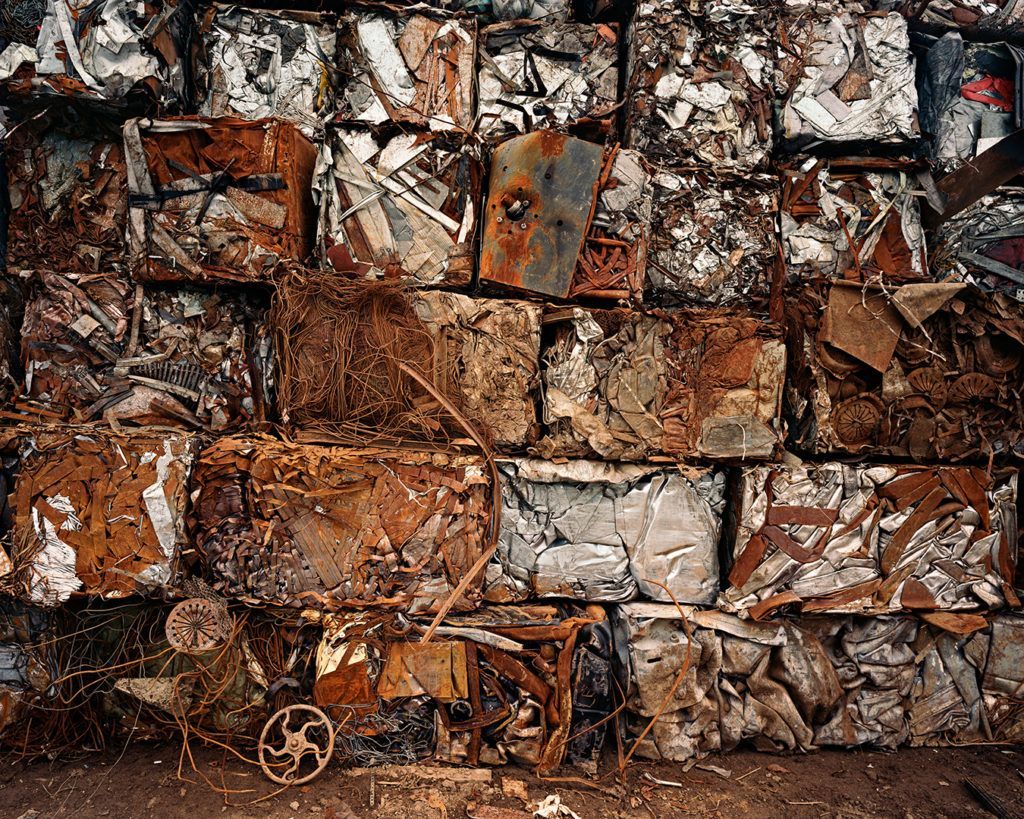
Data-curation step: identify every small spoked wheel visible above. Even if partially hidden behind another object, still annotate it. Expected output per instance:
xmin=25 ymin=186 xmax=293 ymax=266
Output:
xmin=165 ymin=598 xmax=231 ymax=654
xmin=258 ymin=704 xmax=335 ymax=785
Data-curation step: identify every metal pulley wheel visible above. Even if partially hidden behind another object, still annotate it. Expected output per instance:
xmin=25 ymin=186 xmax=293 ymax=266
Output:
xmin=258 ymin=704 xmax=335 ymax=785
xmin=165 ymin=598 xmax=232 ymax=654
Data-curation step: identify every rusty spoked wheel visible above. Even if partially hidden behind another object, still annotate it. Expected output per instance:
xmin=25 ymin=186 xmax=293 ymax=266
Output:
xmin=258 ymin=705 xmax=335 ymax=786
xmin=165 ymin=598 xmax=231 ymax=654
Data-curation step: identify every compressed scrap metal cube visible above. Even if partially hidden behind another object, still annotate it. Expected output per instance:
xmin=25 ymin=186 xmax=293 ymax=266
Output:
xmin=785 ymin=281 xmax=1024 ymax=461
xmin=196 ymin=5 xmax=338 ymax=136
xmin=647 ymin=169 xmax=776 ymax=308
xmin=780 ymin=157 xmax=927 ymax=283
xmin=624 ymin=0 xmax=775 ymax=172
xmin=613 ymin=605 xmax=849 ymax=761
xmin=336 ymin=9 xmax=475 ymax=131
xmin=2 ymin=428 xmax=195 ymax=607
xmin=0 ymin=280 xmax=21 ymax=410
xmin=0 ymin=0 xmax=193 ymax=112
xmin=720 ymin=463 xmax=1019 ymax=617
xmin=5 ymin=124 xmax=128 ymax=279
xmin=313 ymin=605 xmax=611 ymax=769
xmin=0 ymin=600 xmax=54 ymax=741
xmin=412 ymin=291 xmax=542 ymax=450
xmin=191 ymin=437 xmax=492 ymax=613
xmin=315 ymin=127 xmax=482 ymax=287
xmin=124 ymin=116 xmax=318 ymax=285
xmin=485 ymin=459 xmax=725 ymax=604
xmin=614 ymin=605 xmax=997 ymax=761
xmin=18 ymin=272 xmax=272 ymax=430
xmin=878 ymin=0 xmax=1024 ymax=37
xmin=776 ymin=6 xmax=918 ymax=149
xmin=272 ymin=274 xmax=541 ymax=450
xmin=538 ymin=307 xmax=786 ymax=461
xmin=479 ymin=131 xmax=651 ymax=301
xmin=934 ymin=187 xmax=1024 ymax=301
xmin=919 ymin=35 xmax=1022 ymax=174
xmin=477 ymin=22 xmax=619 ymax=139
xmin=463 ymin=0 xmax=571 ymax=20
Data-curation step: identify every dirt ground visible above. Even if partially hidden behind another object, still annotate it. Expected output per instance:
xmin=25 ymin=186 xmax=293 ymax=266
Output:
xmin=1 ymin=743 xmax=1022 ymax=819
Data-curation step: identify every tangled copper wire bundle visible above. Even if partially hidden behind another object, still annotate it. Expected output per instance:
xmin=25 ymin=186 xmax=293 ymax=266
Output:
xmin=272 ymin=269 xmax=458 ymax=445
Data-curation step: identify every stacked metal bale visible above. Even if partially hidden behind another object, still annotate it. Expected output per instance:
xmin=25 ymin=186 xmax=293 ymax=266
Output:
xmin=0 ymin=0 xmax=1020 ymax=782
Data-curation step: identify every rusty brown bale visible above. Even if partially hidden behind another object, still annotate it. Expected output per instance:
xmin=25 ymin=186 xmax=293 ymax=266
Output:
xmin=785 ymin=281 xmax=1024 ymax=462
xmin=2 ymin=427 xmax=196 ymax=606
xmin=5 ymin=124 xmax=128 ymax=280
xmin=190 ymin=436 xmax=492 ymax=612
xmin=124 ymin=116 xmax=318 ymax=285
xmin=720 ymin=463 xmax=1018 ymax=617
xmin=16 ymin=273 xmax=271 ymax=429
xmin=0 ymin=0 xmax=193 ymax=113
xmin=538 ymin=307 xmax=785 ymax=461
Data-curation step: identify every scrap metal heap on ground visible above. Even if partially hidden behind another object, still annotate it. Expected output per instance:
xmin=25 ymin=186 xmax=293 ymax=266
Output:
xmin=0 ymin=0 xmax=1022 ymax=788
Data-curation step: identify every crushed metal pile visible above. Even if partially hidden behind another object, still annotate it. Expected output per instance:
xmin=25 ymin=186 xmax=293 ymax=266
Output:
xmin=0 ymin=0 xmax=1023 ymax=795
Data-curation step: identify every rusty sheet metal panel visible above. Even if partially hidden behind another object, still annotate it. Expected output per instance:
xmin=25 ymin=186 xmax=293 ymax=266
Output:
xmin=315 ymin=128 xmax=482 ymax=288
xmin=486 ymin=459 xmax=725 ymax=605
xmin=336 ymin=9 xmax=475 ymax=132
xmin=412 ymin=290 xmax=542 ymax=450
xmin=537 ymin=307 xmax=785 ymax=461
xmin=781 ymin=157 xmax=927 ymax=283
xmin=124 ymin=116 xmax=317 ymax=284
xmin=191 ymin=437 xmax=492 ymax=613
xmin=196 ymin=5 xmax=337 ymax=137
xmin=480 ymin=131 xmax=603 ymax=298
xmin=624 ymin=0 xmax=775 ymax=172
xmin=313 ymin=605 xmax=610 ymax=769
xmin=647 ymin=170 xmax=776 ymax=309
xmin=0 ymin=0 xmax=194 ymax=114
xmin=785 ymin=281 xmax=1024 ymax=462
xmin=478 ymin=22 xmax=619 ymax=140
xmin=5 ymin=123 xmax=128 ymax=280
xmin=776 ymin=7 xmax=919 ymax=151
xmin=720 ymin=463 xmax=1019 ymax=617
xmin=2 ymin=428 xmax=195 ymax=607
xmin=17 ymin=272 xmax=271 ymax=430
xmin=933 ymin=186 xmax=1024 ymax=301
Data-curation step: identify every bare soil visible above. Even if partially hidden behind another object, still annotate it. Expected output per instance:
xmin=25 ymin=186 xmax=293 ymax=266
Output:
xmin=1 ymin=743 xmax=1022 ymax=818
